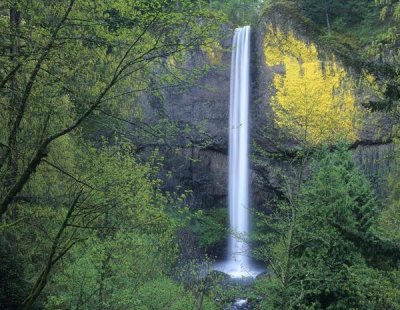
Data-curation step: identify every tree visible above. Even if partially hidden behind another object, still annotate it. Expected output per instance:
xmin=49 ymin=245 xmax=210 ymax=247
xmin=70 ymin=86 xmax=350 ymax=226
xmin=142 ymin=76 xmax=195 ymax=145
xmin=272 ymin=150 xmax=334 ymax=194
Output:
xmin=293 ymin=0 xmax=400 ymax=114
xmin=209 ymin=0 xmax=264 ymax=25
xmin=0 ymin=0 xmax=223 ymax=218
xmin=4 ymin=138 xmax=187 ymax=309
xmin=0 ymin=1 xmax=226 ymax=307
xmin=362 ymin=0 xmax=400 ymax=113
xmin=264 ymin=26 xmax=359 ymax=146
xmin=254 ymin=147 xmax=400 ymax=309
xmin=294 ymin=0 xmax=372 ymax=31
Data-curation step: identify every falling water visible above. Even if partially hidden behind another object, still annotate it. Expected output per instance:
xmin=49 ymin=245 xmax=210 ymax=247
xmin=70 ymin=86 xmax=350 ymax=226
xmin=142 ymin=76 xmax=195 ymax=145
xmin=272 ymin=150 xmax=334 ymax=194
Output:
xmin=214 ymin=26 xmax=261 ymax=278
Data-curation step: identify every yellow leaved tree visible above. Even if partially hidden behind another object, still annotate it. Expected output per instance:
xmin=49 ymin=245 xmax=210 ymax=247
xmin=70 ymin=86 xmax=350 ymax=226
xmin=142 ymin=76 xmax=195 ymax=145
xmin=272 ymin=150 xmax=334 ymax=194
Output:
xmin=264 ymin=27 xmax=359 ymax=146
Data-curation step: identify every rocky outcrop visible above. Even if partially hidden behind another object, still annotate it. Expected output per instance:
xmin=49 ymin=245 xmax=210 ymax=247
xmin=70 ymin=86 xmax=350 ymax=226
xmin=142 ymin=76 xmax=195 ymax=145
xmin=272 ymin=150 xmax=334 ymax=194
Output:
xmin=250 ymin=3 xmax=396 ymax=201
xmin=131 ymin=26 xmax=232 ymax=210
xmin=133 ymin=3 xmax=396 ymax=212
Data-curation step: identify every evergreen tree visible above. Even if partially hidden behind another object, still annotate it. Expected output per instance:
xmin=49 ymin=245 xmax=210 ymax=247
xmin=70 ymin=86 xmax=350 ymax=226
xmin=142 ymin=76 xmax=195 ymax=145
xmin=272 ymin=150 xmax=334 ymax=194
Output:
xmin=294 ymin=0 xmax=371 ymax=30
xmin=254 ymin=147 xmax=400 ymax=309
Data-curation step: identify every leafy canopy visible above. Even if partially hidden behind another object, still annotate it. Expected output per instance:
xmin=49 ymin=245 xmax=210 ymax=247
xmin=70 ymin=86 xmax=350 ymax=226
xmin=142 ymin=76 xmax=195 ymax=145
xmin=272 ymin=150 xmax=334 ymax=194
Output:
xmin=264 ymin=27 xmax=359 ymax=146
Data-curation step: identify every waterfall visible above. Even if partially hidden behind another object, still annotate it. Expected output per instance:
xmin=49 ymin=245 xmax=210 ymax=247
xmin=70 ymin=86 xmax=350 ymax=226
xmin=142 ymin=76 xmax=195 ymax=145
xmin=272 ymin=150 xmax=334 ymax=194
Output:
xmin=214 ymin=26 xmax=261 ymax=278
xmin=227 ymin=25 xmax=251 ymax=275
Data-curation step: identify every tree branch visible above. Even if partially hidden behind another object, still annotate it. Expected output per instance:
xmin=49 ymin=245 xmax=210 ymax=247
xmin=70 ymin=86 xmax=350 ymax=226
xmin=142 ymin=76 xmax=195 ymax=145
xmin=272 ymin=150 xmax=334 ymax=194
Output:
xmin=0 ymin=63 xmax=22 ymax=90
xmin=0 ymin=0 xmax=76 ymax=170
xmin=21 ymin=190 xmax=82 ymax=309
xmin=42 ymin=159 xmax=100 ymax=191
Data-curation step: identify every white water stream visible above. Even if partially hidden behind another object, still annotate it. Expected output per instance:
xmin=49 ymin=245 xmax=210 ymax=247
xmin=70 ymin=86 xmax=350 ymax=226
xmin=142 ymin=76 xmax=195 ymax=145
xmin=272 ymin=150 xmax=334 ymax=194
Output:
xmin=214 ymin=26 xmax=261 ymax=278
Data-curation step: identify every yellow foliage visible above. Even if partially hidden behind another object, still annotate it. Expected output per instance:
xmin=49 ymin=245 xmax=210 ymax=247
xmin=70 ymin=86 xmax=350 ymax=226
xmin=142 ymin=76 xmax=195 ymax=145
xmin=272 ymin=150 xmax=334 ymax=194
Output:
xmin=167 ymin=55 xmax=176 ymax=67
xmin=264 ymin=27 xmax=359 ymax=146
xmin=201 ymin=40 xmax=222 ymax=65
xmin=363 ymin=70 xmax=381 ymax=93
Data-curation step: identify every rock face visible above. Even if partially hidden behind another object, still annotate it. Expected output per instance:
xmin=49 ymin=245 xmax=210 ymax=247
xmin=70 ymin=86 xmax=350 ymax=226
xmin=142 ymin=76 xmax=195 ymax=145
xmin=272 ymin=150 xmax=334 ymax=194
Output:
xmin=133 ymin=4 xmax=395 ymax=213
xmin=250 ymin=3 xmax=396 ymax=202
xmin=132 ymin=26 xmax=232 ymax=210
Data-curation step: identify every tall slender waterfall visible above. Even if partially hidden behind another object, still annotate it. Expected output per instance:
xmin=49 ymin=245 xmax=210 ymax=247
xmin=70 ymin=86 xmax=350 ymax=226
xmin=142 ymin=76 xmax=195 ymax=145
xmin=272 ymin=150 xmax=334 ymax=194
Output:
xmin=228 ymin=25 xmax=251 ymax=275
xmin=215 ymin=26 xmax=260 ymax=278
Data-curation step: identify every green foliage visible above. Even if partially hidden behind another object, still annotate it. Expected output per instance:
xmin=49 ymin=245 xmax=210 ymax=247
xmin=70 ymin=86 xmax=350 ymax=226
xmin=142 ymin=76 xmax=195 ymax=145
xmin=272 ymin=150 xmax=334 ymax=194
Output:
xmin=0 ymin=0 xmax=225 ymax=217
xmin=254 ymin=147 xmax=400 ymax=309
xmin=190 ymin=208 xmax=228 ymax=252
xmin=136 ymin=276 xmax=218 ymax=310
xmin=295 ymin=0 xmax=375 ymax=31
xmin=3 ymin=138 xmax=182 ymax=308
xmin=210 ymin=0 xmax=265 ymax=25
xmin=0 ymin=235 xmax=28 ymax=309
xmin=376 ymin=0 xmax=400 ymax=21
xmin=174 ymin=258 xmax=224 ymax=310
xmin=0 ymin=1 xmax=228 ymax=308
xmin=136 ymin=277 xmax=194 ymax=310
xmin=375 ymin=141 xmax=400 ymax=244
xmin=262 ymin=1 xmax=399 ymax=113
xmin=45 ymin=233 xmax=177 ymax=309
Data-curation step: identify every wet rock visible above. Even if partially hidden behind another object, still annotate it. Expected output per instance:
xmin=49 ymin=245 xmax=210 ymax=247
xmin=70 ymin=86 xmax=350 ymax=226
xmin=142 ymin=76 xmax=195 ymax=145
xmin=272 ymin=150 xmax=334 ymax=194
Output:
xmin=231 ymin=298 xmax=251 ymax=310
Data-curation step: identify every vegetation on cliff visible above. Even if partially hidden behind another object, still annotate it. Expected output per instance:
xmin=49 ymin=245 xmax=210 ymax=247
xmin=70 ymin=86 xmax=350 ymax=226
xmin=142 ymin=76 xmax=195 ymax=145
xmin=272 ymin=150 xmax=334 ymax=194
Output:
xmin=262 ymin=0 xmax=400 ymax=114
xmin=253 ymin=1 xmax=400 ymax=309
xmin=264 ymin=27 xmax=358 ymax=146
xmin=1 ymin=0 xmax=399 ymax=309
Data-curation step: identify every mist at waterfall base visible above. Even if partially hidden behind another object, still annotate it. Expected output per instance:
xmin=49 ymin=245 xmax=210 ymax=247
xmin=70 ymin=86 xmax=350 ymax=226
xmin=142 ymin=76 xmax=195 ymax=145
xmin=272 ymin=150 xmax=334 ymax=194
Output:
xmin=213 ymin=26 xmax=263 ymax=279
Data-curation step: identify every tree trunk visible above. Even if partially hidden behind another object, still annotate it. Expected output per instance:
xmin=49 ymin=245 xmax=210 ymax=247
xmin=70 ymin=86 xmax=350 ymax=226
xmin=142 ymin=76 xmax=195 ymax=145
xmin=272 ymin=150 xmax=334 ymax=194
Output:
xmin=20 ymin=193 xmax=81 ymax=309
xmin=0 ymin=4 xmax=20 ymax=182
xmin=98 ymin=208 xmax=110 ymax=309
xmin=324 ymin=1 xmax=331 ymax=32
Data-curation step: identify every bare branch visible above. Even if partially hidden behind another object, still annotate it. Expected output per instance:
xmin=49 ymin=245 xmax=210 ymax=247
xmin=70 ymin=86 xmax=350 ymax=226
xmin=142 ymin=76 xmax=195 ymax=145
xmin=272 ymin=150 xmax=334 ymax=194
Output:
xmin=0 ymin=63 xmax=22 ymax=90
xmin=42 ymin=159 xmax=100 ymax=191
